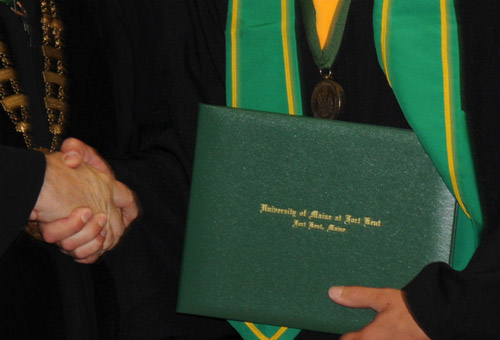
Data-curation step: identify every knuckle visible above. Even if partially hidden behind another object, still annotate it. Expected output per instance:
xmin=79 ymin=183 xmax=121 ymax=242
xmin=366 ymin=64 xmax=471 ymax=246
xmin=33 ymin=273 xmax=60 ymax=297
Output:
xmin=71 ymin=224 xmax=84 ymax=235
xmin=41 ymin=230 xmax=57 ymax=243
xmin=72 ymin=248 xmax=85 ymax=259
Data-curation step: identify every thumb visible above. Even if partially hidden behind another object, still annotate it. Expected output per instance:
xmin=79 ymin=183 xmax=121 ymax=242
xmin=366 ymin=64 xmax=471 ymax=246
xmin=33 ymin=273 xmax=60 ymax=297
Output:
xmin=62 ymin=150 xmax=84 ymax=168
xmin=61 ymin=138 xmax=84 ymax=168
xmin=113 ymin=180 xmax=139 ymax=225
xmin=329 ymin=286 xmax=384 ymax=310
xmin=61 ymin=138 xmax=114 ymax=177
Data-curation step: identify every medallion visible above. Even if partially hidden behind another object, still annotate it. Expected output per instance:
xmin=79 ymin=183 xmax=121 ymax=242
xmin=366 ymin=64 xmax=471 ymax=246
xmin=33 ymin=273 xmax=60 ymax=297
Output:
xmin=311 ymin=77 xmax=344 ymax=119
xmin=299 ymin=0 xmax=351 ymax=120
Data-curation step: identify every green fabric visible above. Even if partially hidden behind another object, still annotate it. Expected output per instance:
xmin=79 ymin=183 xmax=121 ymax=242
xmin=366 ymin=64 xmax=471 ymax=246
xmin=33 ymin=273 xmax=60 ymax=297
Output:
xmin=226 ymin=0 xmax=302 ymax=116
xmin=223 ymin=1 xmax=482 ymax=338
xmin=226 ymin=0 xmax=302 ymax=338
xmin=0 ymin=0 xmax=13 ymax=5
xmin=228 ymin=321 xmax=301 ymax=340
xmin=299 ymin=0 xmax=352 ymax=70
xmin=372 ymin=0 xmax=482 ymax=269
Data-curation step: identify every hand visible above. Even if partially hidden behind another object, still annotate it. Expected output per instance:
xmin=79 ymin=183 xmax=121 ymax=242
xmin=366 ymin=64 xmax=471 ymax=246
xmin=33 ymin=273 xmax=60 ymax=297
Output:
xmin=33 ymin=150 xmax=123 ymax=251
xmin=61 ymin=138 xmax=139 ymax=226
xmin=60 ymin=138 xmax=139 ymax=247
xmin=34 ymin=151 xmax=118 ymax=221
xmin=329 ymin=286 xmax=429 ymax=340
xmin=32 ymin=138 xmax=139 ymax=256
xmin=39 ymin=207 xmax=107 ymax=264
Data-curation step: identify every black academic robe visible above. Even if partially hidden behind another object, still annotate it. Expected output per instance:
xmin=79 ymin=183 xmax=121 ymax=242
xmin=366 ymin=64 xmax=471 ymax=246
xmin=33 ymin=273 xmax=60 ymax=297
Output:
xmin=0 ymin=0 xmax=210 ymax=339
xmin=0 ymin=0 xmax=235 ymax=339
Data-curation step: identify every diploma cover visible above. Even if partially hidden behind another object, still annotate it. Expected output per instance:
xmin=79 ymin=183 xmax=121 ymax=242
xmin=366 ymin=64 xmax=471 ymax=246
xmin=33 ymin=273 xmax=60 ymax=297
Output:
xmin=177 ymin=104 xmax=457 ymax=334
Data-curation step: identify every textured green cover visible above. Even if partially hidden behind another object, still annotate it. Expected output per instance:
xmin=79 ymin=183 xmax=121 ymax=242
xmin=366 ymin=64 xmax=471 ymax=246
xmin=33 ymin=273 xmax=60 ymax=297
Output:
xmin=177 ymin=105 xmax=457 ymax=334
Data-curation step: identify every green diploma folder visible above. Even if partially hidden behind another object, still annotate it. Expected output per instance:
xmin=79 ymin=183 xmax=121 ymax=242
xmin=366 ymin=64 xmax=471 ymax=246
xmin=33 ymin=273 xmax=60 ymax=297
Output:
xmin=177 ymin=105 xmax=457 ymax=334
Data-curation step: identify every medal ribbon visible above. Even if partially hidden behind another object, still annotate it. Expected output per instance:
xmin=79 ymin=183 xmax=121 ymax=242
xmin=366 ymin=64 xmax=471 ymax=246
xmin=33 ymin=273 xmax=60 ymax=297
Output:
xmin=301 ymin=0 xmax=351 ymax=119
xmin=299 ymin=0 xmax=352 ymax=71
xmin=226 ymin=1 xmax=302 ymax=339
xmin=373 ymin=0 xmax=482 ymax=269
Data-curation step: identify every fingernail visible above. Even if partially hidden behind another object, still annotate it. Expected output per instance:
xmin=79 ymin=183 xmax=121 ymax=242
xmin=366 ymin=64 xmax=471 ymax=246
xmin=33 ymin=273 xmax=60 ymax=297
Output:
xmin=329 ymin=286 xmax=343 ymax=299
xmin=81 ymin=210 xmax=92 ymax=223
xmin=62 ymin=150 xmax=79 ymax=163
xmin=98 ymin=217 xmax=106 ymax=228
xmin=100 ymin=229 xmax=107 ymax=237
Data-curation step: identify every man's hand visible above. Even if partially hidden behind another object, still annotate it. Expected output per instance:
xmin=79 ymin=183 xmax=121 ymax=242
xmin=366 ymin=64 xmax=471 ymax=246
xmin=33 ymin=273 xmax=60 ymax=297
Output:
xmin=34 ymin=151 xmax=120 ymax=227
xmin=39 ymin=207 xmax=107 ymax=264
xmin=32 ymin=138 xmax=139 ymax=257
xmin=61 ymin=138 xmax=139 ymax=230
xmin=329 ymin=286 xmax=429 ymax=340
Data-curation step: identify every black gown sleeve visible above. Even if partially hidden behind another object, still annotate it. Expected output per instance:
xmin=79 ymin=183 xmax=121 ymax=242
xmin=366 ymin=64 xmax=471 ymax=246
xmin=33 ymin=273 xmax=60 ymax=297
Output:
xmin=403 ymin=1 xmax=500 ymax=338
xmin=60 ymin=1 xmax=237 ymax=338
xmin=0 ymin=146 xmax=45 ymax=256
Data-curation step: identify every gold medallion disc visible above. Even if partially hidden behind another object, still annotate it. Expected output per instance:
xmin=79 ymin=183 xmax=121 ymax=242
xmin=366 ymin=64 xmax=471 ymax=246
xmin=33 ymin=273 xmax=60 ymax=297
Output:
xmin=311 ymin=78 xmax=344 ymax=120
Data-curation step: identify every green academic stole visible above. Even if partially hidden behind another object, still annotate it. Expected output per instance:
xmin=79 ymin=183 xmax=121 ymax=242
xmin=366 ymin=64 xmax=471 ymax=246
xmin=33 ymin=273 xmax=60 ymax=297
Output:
xmin=226 ymin=0 xmax=302 ymax=116
xmin=225 ymin=1 xmax=303 ymax=339
xmin=373 ymin=0 xmax=482 ymax=269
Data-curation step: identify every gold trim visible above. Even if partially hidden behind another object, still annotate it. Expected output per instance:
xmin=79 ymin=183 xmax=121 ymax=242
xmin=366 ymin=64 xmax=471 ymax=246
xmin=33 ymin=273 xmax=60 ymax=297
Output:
xmin=440 ymin=0 xmax=470 ymax=218
xmin=41 ymin=45 xmax=64 ymax=61
xmin=230 ymin=0 xmax=239 ymax=107
xmin=0 ymin=68 xmax=16 ymax=83
xmin=1 ymin=94 xmax=28 ymax=111
xmin=281 ymin=0 xmax=296 ymax=115
xmin=44 ymin=96 xmax=68 ymax=112
xmin=381 ymin=0 xmax=392 ymax=87
xmin=43 ymin=71 xmax=67 ymax=86
xmin=244 ymin=322 xmax=289 ymax=340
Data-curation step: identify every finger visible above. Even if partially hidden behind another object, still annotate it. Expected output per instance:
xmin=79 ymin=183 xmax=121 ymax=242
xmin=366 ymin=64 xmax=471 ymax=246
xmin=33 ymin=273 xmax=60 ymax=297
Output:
xmin=58 ymin=213 xmax=106 ymax=252
xmin=75 ymin=254 xmax=101 ymax=264
xmin=102 ymin=231 xmax=115 ymax=251
xmin=40 ymin=207 xmax=92 ymax=243
xmin=61 ymin=138 xmax=114 ymax=176
xmin=102 ymin=212 xmax=117 ymax=251
xmin=339 ymin=332 xmax=360 ymax=340
xmin=329 ymin=286 xmax=389 ymax=312
xmin=71 ymin=234 xmax=105 ymax=260
xmin=113 ymin=180 xmax=135 ymax=208
xmin=106 ymin=207 xmax=125 ymax=250
xmin=62 ymin=150 xmax=84 ymax=168
xmin=29 ymin=209 xmax=38 ymax=221
xmin=61 ymin=138 xmax=85 ymax=168
xmin=113 ymin=180 xmax=139 ymax=226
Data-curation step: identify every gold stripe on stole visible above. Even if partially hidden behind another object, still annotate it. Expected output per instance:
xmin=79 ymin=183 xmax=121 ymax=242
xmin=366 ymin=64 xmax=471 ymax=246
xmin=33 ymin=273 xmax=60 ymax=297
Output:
xmin=440 ymin=0 xmax=470 ymax=218
xmin=380 ymin=0 xmax=392 ymax=86
xmin=230 ymin=0 xmax=239 ymax=107
xmin=281 ymin=0 xmax=297 ymax=115
xmin=245 ymin=322 xmax=288 ymax=340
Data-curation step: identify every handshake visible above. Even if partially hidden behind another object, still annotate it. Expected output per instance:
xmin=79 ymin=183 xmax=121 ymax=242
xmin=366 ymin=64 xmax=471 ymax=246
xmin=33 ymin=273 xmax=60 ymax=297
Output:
xmin=30 ymin=138 xmax=139 ymax=264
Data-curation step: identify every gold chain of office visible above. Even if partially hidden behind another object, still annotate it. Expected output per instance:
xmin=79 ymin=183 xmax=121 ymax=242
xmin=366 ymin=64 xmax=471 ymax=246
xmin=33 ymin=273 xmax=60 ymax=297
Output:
xmin=0 ymin=0 xmax=68 ymax=153
xmin=0 ymin=0 xmax=67 ymax=240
